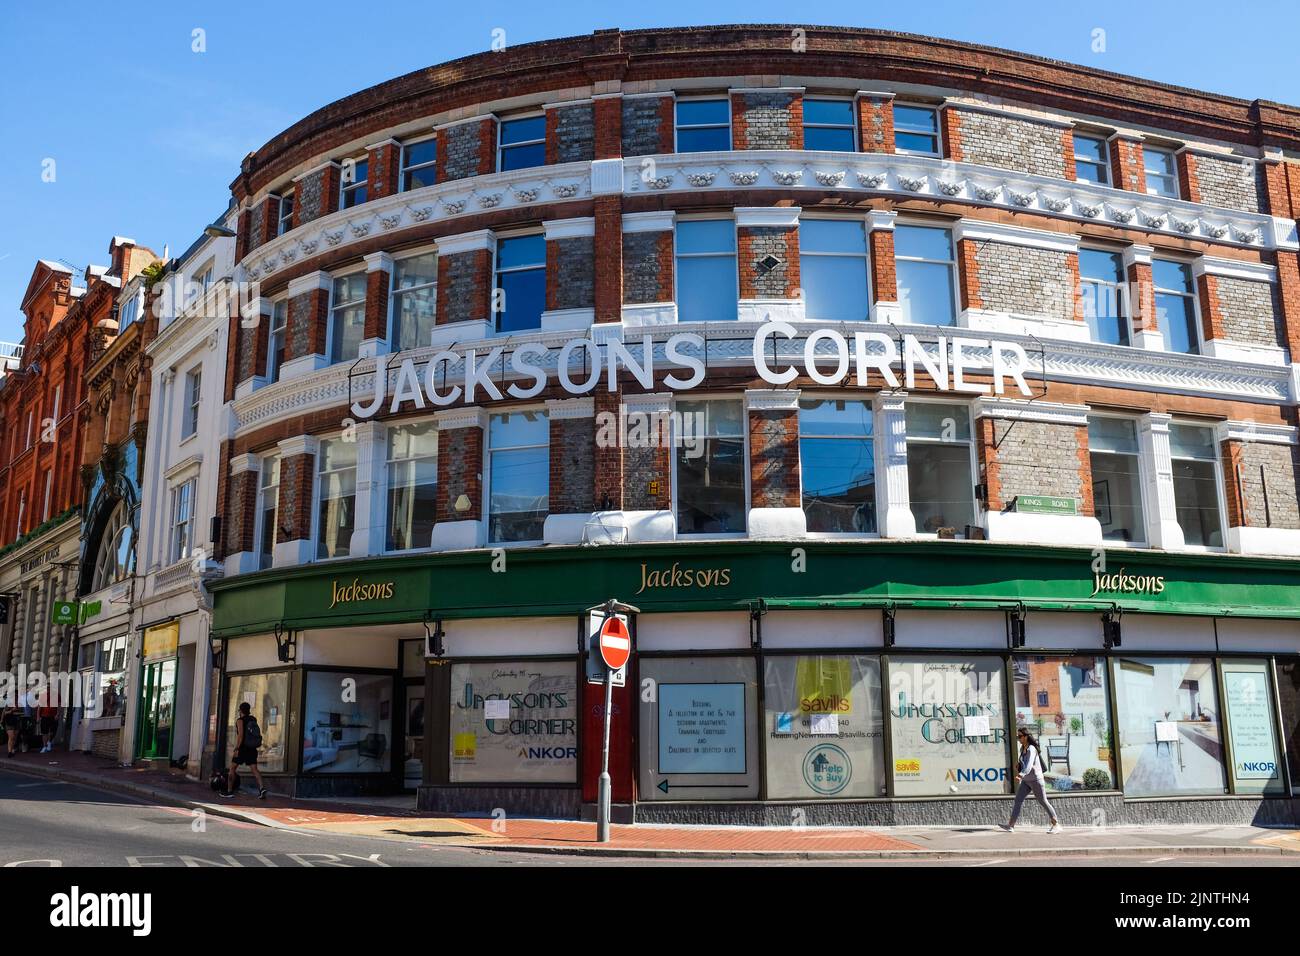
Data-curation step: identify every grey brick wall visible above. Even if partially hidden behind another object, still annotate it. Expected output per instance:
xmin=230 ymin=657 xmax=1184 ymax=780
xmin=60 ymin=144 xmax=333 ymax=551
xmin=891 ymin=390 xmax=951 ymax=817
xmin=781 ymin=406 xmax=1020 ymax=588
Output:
xmin=742 ymin=227 xmax=792 ymax=298
xmin=553 ymin=103 xmax=595 ymax=163
xmin=550 ymin=237 xmax=595 ymax=311
xmin=1195 ymin=154 xmax=1263 ymax=213
xmin=549 ymin=417 xmax=595 ymax=514
xmin=622 ymin=97 xmax=665 ymax=157
xmin=622 ymin=231 xmax=669 ymax=304
xmin=990 ymin=418 xmax=1084 ymax=503
xmin=442 ymin=121 xmax=487 ymax=182
xmin=973 ymin=243 xmax=1073 ymax=321
xmin=247 ymin=203 xmax=267 ymax=254
xmin=297 ymin=167 xmax=327 ymax=224
xmin=624 ymin=444 xmax=667 ymax=511
xmin=440 ymin=252 xmax=483 ymax=324
xmin=1214 ymin=276 xmax=1283 ymax=348
xmin=1236 ymin=442 xmax=1300 ymax=530
xmin=735 ymin=91 xmax=796 ymax=149
xmin=288 ymin=291 xmax=316 ymax=359
xmin=957 ymin=109 xmax=1067 ymax=179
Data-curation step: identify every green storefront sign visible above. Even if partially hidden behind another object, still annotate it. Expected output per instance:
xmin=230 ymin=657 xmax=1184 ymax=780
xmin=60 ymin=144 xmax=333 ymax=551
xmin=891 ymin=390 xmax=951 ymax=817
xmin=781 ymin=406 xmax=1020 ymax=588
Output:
xmin=50 ymin=600 xmax=78 ymax=626
xmin=209 ymin=541 xmax=1300 ymax=638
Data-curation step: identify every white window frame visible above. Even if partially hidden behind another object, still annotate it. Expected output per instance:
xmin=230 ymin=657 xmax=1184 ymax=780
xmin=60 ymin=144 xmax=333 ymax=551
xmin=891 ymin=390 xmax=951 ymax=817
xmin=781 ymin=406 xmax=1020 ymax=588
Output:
xmin=327 ymin=269 xmax=368 ymax=364
xmin=256 ymin=453 xmax=281 ymax=569
xmin=1144 ymin=146 xmax=1180 ymax=199
xmin=388 ymin=246 xmax=439 ymax=352
xmin=798 ymin=393 xmax=879 ymax=539
xmin=669 ymin=394 xmax=750 ymax=540
xmin=340 ymin=156 xmax=369 ymax=209
xmin=496 ymin=113 xmax=546 ymax=172
xmin=169 ymin=478 xmax=196 ymax=564
xmin=798 ymin=214 xmax=873 ymax=322
xmin=399 ymin=136 xmax=438 ymax=192
xmin=1072 ymin=132 xmax=1111 ymax=186
xmin=902 ymin=397 xmax=979 ymax=540
xmin=1168 ymin=420 xmax=1228 ymax=553
xmin=1086 ymin=413 xmax=1150 ymax=548
xmin=384 ymin=419 xmax=439 ymax=554
xmin=801 ymin=96 xmax=857 ymax=152
xmin=893 ymin=102 xmax=942 ymax=157
xmin=267 ymin=298 xmax=288 ymax=382
xmin=893 ymin=218 xmax=961 ymax=328
xmin=276 ymin=190 xmax=295 ymax=236
xmin=1152 ymin=256 xmax=1202 ymax=354
xmin=673 ymin=96 xmax=732 ymax=153
xmin=183 ymin=366 xmax=202 ymax=439
xmin=484 ymin=407 xmax=549 ymax=547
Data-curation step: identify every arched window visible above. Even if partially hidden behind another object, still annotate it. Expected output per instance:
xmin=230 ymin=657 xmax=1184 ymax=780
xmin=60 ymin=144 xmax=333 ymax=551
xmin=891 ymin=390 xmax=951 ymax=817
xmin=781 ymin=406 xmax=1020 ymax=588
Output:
xmin=91 ymin=502 xmax=135 ymax=592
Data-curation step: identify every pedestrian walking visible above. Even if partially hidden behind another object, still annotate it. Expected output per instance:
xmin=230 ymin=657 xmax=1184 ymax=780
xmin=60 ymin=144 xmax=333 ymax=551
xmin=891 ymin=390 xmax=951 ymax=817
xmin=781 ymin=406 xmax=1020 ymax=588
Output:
xmin=220 ymin=701 xmax=268 ymax=799
xmin=2 ymin=703 xmax=19 ymax=757
xmin=1000 ymin=727 xmax=1062 ymax=833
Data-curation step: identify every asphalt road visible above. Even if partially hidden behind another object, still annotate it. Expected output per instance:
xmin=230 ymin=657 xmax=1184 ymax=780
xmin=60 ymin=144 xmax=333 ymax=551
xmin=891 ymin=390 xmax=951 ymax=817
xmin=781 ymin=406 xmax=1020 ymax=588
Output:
xmin=1 ymin=767 xmax=1295 ymax=868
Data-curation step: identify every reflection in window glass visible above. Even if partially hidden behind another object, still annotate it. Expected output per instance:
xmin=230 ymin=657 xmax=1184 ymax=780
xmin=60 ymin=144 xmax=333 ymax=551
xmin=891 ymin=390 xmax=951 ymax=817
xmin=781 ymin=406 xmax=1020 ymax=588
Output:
xmin=1114 ymin=657 xmax=1226 ymax=797
xmin=1277 ymin=660 xmax=1300 ymax=793
xmin=764 ymin=655 xmax=885 ymax=798
xmin=675 ymin=399 xmax=746 ymax=534
xmin=449 ymin=661 xmax=577 ymax=783
xmin=258 ymin=453 xmax=280 ymax=570
xmin=1144 ymin=147 xmax=1179 ymax=198
xmin=1222 ymin=660 xmax=1284 ymax=795
xmin=1013 ymin=655 xmax=1115 ymax=791
xmin=1088 ymin=418 xmax=1145 ymax=544
xmin=317 ymin=438 xmax=357 ymax=559
xmin=488 ymin=410 xmax=548 ymax=542
xmin=799 ymin=399 xmax=875 ymax=533
xmin=1153 ymin=260 xmax=1199 ymax=354
xmin=329 ymin=273 xmax=367 ymax=364
xmin=1073 ymin=134 xmax=1109 ymax=185
xmin=498 ymin=116 xmax=546 ymax=171
xmin=799 ymin=219 xmax=869 ymax=322
xmin=1169 ymin=424 xmax=1223 ymax=548
xmin=1078 ymin=249 xmax=1129 ymax=346
xmin=802 ymin=99 xmax=856 ymax=152
xmin=905 ymin=402 xmax=974 ymax=535
xmin=675 ymin=220 xmax=738 ymax=322
xmin=391 ymin=253 xmax=437 ymax=351
xmin=889 ymin=656 xmax=1009 ymax=796
xmin=675 ymin=99 xmax=730 ymax=152
xmin=303 ymin=671 xmax=393 ymax=773
xmin=386 ymin=422 xmax=438 ymax=551
xmin=340 ymin=158 xmax=368 ymax=209
xmin=495 ymin=235 xmax=546 ymax=333
xmin=893 ymin=104 xmax=939 ymax=155
xmin=94 ymin=636 xmax=129 ymax=719
xmin=400 ymin=139 xmax=437 ymax=192
xmin=225 ymin=672 xmax=290 ymax=773
xmin=895 ymin=225 xmax=956 ymax=327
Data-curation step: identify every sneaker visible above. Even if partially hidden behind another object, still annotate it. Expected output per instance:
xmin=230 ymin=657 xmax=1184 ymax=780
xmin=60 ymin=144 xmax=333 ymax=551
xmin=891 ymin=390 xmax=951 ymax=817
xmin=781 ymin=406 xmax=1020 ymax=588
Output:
xmin=1048 ymin=823 xmax=1063 ymax=834
xmin=258 ymin=789 xmax=268 ymax=800
xmin=998 ymin=824 xmax=1014 ymax=832
xmin=218 ymin=791 xmax=235 ymax=799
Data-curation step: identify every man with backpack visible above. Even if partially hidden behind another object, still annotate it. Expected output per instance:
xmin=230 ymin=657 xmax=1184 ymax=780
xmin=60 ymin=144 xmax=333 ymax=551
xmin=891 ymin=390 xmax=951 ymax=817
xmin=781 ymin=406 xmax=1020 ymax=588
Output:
xmin=221 ymin=701 xmax=268 ymax=799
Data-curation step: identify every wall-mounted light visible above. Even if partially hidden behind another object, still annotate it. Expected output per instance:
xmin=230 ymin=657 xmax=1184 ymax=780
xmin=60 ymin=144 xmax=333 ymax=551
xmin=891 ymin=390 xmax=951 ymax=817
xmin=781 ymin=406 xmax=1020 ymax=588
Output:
xmin=273 ymin=622 xmax=296 ymax=663
xmin=882 ymin=604 xmax=897 ymax=647
xmin=1103 ymin=608 xmax=1123 ymax=648
xmin=424 ymin=613 xmax=445 ymax=658
xmin=1007 ymin=604 xmax=1027 ymax=648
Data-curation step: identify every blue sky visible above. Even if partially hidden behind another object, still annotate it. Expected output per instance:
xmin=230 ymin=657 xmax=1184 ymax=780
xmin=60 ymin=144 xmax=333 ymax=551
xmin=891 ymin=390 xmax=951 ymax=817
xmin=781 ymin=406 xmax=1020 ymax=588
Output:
xmin=1 ymin=1 xmax=1297 ymax=342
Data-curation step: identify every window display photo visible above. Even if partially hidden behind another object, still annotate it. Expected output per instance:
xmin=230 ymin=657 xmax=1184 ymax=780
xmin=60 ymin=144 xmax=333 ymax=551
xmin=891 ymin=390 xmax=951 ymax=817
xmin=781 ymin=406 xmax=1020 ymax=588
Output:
xmin=1114 ymin=658 xmax=1226 ymax=797
xmin=303 ymin=671 xmax=394 ymax=774
xmin=889 ymin=656 xmax=1009 ymax=796
xmin=1221 ymin=660 xmax=1284 ymax=795
xmin=1013 ymin=655 xmax=1115 ymax=791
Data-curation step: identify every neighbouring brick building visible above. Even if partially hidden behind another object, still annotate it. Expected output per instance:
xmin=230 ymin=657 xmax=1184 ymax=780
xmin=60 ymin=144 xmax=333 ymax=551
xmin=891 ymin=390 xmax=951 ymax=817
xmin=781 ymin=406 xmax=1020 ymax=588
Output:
xmin=192 ymin=26 xmax=1300 ymax=825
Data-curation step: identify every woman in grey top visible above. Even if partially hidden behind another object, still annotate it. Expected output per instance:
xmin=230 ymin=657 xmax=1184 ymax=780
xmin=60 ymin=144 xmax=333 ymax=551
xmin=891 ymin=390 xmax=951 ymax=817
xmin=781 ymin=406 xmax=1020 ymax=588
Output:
xmin=1001 ymin=728 xmax=1062 ymax=832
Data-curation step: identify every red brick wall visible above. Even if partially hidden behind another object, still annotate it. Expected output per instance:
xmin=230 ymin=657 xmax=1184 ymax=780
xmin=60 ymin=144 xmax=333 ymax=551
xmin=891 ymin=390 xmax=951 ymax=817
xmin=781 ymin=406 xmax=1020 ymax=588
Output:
xmin=1260 ymin=160 xmax=1300 ymax=219
xmin=976 ymin=416 xmax=1001 ymax=511
xmin=1109 ymin=137 xmax=1147 ymax=193
xmin=277 ymin=452 xmax=315 ymax=542
xmin=1221 ymin=439 xmax=1246 ymax=529
xmin=1273 ymin=250 xmax=1300 ymax=357
xmin=1197 ymin=273 xmax=1224 ymax=342
xmin=364 ymin=267 xmax=390 ymax=341
xmin=869 ymin=228 xmax=897 ymax=304
xmin=1074 ymin=424 xmax=1094 ymax=517
xmin=286 ymin=287 xmax=329 ymax=361
xmin=1127 ymin=261 xmax=1157 ymax=333
xmin=368 ymin=141 xmax=401 ymax=200
xmin=940 ymin=106 xmax=964 ymax=161
xmin=957 ymin=238 xmax=982 ymax=311
xmin=593 ymin=388 xmax=622 ymax=511
xmin=857 ymin=95 xmax=895 ymax=153
xmin=226 ymin=468 xmax=258 ymax=556
xmin=436 ymin=426 xmax=483 ymax=522
xmin=594 ymin=96 xmax=622 ymax=159
xmin=748 ymin=408 xmax=800 ymax=508
xmin=1060 ymin=128 xmax=1078 ymax=182
xmin=594 ymin=196 xmax=623 ymax=322
xmin=656 ymin=96 xmax=675 ymax=154
xmin=1177 ymin=151 xmax=1201 ymax=204
xmin=436 ymin=249 xmax=492 ymax=326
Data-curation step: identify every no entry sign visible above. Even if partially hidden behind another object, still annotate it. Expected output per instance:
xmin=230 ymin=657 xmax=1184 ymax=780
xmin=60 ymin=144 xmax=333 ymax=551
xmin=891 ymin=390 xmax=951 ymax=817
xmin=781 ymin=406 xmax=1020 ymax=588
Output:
xmin=598 ymin=614 xmax=631 ymax=671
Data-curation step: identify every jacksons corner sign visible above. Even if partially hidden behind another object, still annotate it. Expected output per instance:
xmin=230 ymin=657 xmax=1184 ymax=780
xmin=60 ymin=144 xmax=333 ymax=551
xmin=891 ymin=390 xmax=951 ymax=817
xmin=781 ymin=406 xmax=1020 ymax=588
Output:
xmin=349 ymin=321 xmax=1034 ymax=419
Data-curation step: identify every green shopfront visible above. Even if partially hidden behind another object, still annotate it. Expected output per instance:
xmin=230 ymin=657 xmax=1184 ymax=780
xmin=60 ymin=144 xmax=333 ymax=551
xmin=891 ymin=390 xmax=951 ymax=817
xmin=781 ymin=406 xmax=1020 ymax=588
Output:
xmin=208 ymin=542 xmax=1300 ymax=824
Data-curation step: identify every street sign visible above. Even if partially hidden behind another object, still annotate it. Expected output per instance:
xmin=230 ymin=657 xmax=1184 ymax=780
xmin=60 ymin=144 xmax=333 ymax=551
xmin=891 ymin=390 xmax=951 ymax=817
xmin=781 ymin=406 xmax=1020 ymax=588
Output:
xmin=598 ymin=614 xmax=631 ymax=670
xmin=586 ymin=610 xmax=629 ymax=685
xmin=50 ymin=600 xmax=79 ymax=626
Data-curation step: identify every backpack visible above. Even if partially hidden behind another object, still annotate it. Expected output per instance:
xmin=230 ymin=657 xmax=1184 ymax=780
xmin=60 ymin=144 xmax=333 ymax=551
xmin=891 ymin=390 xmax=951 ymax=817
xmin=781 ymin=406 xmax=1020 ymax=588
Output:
xmin=242 ymin=715 xmax=263 ymax=749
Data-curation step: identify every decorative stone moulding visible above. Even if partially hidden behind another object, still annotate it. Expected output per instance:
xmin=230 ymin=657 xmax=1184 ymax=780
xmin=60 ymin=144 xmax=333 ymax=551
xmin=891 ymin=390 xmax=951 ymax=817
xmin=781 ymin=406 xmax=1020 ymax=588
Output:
xmin=1077 ymin=202 xmax=1102 ymax=218
xmin=1106 ymin=204 xmax=1135 ymax=224
xmin=686 ymin=172 xmax=716 ymax=187
xmin=477 ymin=193 xmax=503 ymax=208
xmin=552 ymin=182 xmax=581 ymax=197
xmin=814 ymin=170 xmax=846 ymax=187
xmin=898 ymin=175 xmax=927 ymax=192
xmin=857 ymin=172 xmax=887 ymax=188
xmin=1041 ymin=196 xmax=1070 ymax=212
xmin=442 ymin=199 xmax=466 ymax=214
xmin=937 ymin=179 xmax=966 ymax=196
xmin=772 ymin=169 xmax=803 ymax=185
xmin=380 ymin=213 xmax=402 ymax=230
xmin=513 ymin=188 xmax=539 ymax=202
xmin=1140 ymin=211 xmax=1167 ymax=229
xmin=973 ymin=184 xmax=1001 ymax=202
xmin=730 ymin=171 xmax=760 ymax=186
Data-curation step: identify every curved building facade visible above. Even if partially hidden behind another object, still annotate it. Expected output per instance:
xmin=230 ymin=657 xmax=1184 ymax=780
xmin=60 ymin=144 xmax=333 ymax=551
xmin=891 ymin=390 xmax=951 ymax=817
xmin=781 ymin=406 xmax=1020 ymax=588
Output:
xmin=207 ymin=26 xmax=1300 ymax=823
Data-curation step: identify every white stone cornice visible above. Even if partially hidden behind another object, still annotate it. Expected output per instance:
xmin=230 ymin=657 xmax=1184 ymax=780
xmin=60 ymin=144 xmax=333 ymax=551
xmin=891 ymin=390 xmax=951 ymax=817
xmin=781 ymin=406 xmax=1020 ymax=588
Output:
xmin=542 ymin=217 xmax=596 ymax=240
xmin=1121 ymin=244 xmax=1154 ymax=268
xmin=363 ymin=251 xmax=394 ymax=273
xmin=744 ymin=388 xmax=801 ymax=411
xmin=622 ymin=210 xmax=676 ymax=233
xmin=974 ymin=397 xmax=1090 ymax=426
xmin=164 ymin=454 xmax=203 ymax=482
xmin=545 ymin=397 xmax=596 ymax=419
xmin=1192 ymin=256 xmax=1276 ymax=283
xmin=621 ymin=391 xmax=672 ymax=415
xmin=365 ymin=137 xmax=401 ymax=151
xmin=734 ymin=207 xmax=801 ymax=228
xmin=434 ymin=113 xmax=496 ymax=132
xmin=286 ymin=271 xmax=331 ymax=298
xmin=728 ymin=86 xmax=804 ymax=95
xmin=854 ymin=90 xmax=896 ymax=101
xmin=229 ymin=454 xmax=260 ymax=475
xmin=292 ymin=160 xmax=340 ymax=183
xmin=1215 ymin=420 xmax=1298 ymax=445
xmin=1105 ymin=131 xmax=1145 ymax=143
xmin=278 ymin=434 xmax=320 ymax=459
xmin=434 ymin=406 xmax=489 ymax=432
xmin=866 ymin=210 xmax=897 ymax=232
xmin=591 ymin=158 xmax=623 ymax=196
xmin=1176 ymin=143 xmax=1258 ymax=164
xmin=952 ymin=219 xmax=1079 ymax=254
xmin=542 ymin=97 xmax=594 ymax=111
xmin=435 ymin=230 xmax=495 ymax=255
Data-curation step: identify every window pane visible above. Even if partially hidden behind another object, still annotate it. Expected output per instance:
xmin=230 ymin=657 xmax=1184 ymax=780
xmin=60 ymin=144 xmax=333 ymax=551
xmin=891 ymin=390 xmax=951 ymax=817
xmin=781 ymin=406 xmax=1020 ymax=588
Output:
xmin=1156 ymin=293 xmax=1198 ymax=354
xmin=319 ymin=438 xmax=358 ymax=472
xmin=500 ymin=141 xmax=546 ymax=171
xmin=225 ymin=672 xmax=290 ymax=774
xmin=907 ymin=443 xmax=975 ymax=533
xmin=677 ymin=398 xmax=743 ymax=438
xmin=1091 ymin=451 xmax=1146 ymax=543
xmin=1115 ymin=658 xmax=1226 ymax=797
xmin=1013 ymin=655 xmax=1115 ymax=791
xmin=763 ymin=655 xmax=886 ymax=798
xmin=905 ymin=402 xmax=971 ymax=441
xmin=801 ymin=435 xmax=876 ymax=532
xmin=1079 ymin=249 xmax=1123 ymax=283
xmin=1172 ymin=458 xmax=1223 ymax=547
xmin=675 ymin=99 xmax=729 ymax=127
xmin=392 ymin=253 xmax=438 ymax=351
xmin=1074 ymin=135 xmax=1106 ymax=164
xmin=500 ymin=116 xmax=545 ymax=145
xmin=799 ymin=398 xmax=874 ymax=437
xmin=895 ymin=224 xmax=952 ymax=261
xmin=1144 ymin=148 xmax=1175 ymax=177
xmin=489 ymin=409 xmax=548 ymax=448
xmin=449 ymin=661 xmax=578 ymax=783
xmin=402 ymin=139 xmax=437 ymax=169
xmin=403 ymin=165 xmax=437 ymax=192
xmin=1087 ymin=417 xmax=1138 ymax=454
xmin=317 ymin=468 xmax=355 ymax=559
xmin=676 ymin=220 xmax=735 ymax=254
xmin=1277 ymin=660 xmax=1300 ymax=793
xmin=1168 ymin=423 xmax=1216 ymax=460
xmin=804 ymin=126 xmax=856 ymax=151
xmin=489 ymin=447 xmax=548 ymax=541
xmin=801 ymin=219 xmax=866 ymax=255
xmin=1152 ymin=259 xmax=1192 ymax=292
xmin=801 ymin=255 xmax=869 ymax=321
xmin=497 ymin=234 xmax=545 ymax=269
xmin=889 ymin=656 xmax=1009 ymax=796
xmin=387 ymin=420 xmax=439 ymax=459
xmin=895 ymin=131 xmax=937 ymax=154
xmin=802 ymin=99 xmax=854 ymax=127
xmin=897 ymin=261 xmax=955 ymax=327
xmin=677 ymin=256 xmax=738 ymax=322
xmin=303 ymin=671 xmax=392 ymax=774
xmin=676 ymin=435 xmax=746 ymax=534
xmin=497 ymin=269 xmax=545 ymax=333
xmin=1222 ymin=660 xmax=1285 ymax=795
xmin=893 ymin=104 xmax=938 ymax=133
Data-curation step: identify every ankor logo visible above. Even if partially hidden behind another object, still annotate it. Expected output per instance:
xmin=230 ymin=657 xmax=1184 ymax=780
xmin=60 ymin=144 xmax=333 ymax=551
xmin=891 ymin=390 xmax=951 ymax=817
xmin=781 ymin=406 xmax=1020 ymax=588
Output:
xmin=49 ymin=886 xmax=151 ymax=936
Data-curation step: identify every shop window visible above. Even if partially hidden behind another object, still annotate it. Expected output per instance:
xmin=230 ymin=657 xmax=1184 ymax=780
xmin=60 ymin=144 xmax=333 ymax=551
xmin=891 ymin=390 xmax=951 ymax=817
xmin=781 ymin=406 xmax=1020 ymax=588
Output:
xmin=798 ymin=398 xmax=875 ymax=533
xmin=675 ymin=399 xmax=746 ymax=535
xmin=675 ymin=99 xmax=730 ymax=153
xmin=267 ymin=300 xmax=288 ymax=383
xmin=675 ymin=220 xmax=738 ymax=322
xmin=1144 ymin=146 xmax=1179 ymax=199
xmin=498 ymin=116 xmax=546 ymax=172
xmin=1153 ymin=259 xmax=1200 ymax=354
xmin=1169 ymin=423 xmax=1225 ymax=548
xmin=905 ymin=402 xmax=975 ymax=536
xmin=390 ymin=252 xmax=437 ymax=352
xmin=316 ymin=438 xmax=357 ymax=559
xmin=276 ymin=191 xmax=294 ymax=236
xmin=340 ymin=157 xmax=368 ymax=209
xmin=169 ymin=479 xmax=195 ymax=563
xmin=895 ymin=224 xmax=957 ymax=327
xmin=257 ymin=453 xmax=280 ymax=570
xmin=448 ymin=660 xmax=578 ymax=783
xmin=1073 ymin=134 xmax=1110 ymax=185
xmin=400 ymin=138 xmax=437 ymax=192
xmin=638 ymin=656 xmax=759 ymax=800
xmin=893 ymin=104 xmax=940 ymax=155
xmin=303 ymin=671 xmax=393 ymax=773
xmin=226 ymin=672 xmax=290 ymax=774
xmin=1221 ymin=660 xmax=1285 ymax=795
xmin=1079 ymin=248 xmax=1129 ymax=346
xmin=1114 ymin=657 xmax=1226 ymax=797
xmin=488 ymin=410 xmax=549 ymax=543
xmin=888 ymin=656 xmax=1010 ymax=796
xmin=386 ymin=421 xmax=438 ymax=551
xmin=763 ymin=655 xmax=886 ymax=798
xmin=1277 ymin=660 xmax=1300 ymax=793
xmin=329 ymin=273 xmax=367 ymax=364
xmin=1087 ymin=417 xmax=1146 ymax=545
xmin=1013 ymin=655 xmax=1115 ymax=791
xmin=800 ymin=218 xmax=870 ymax=321
xmin=494 ymin=234 xmax=546 ymax=333
xmin=94 ymin=635 xmax=129 ymax=719
xmin=802 ymin=99 xmax=856 ymax=152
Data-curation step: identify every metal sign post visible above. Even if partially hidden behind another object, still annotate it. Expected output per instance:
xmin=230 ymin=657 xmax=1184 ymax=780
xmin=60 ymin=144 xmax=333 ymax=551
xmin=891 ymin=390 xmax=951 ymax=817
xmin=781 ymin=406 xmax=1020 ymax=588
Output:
xmin=586 ymin=598 xmax=638 ymax=844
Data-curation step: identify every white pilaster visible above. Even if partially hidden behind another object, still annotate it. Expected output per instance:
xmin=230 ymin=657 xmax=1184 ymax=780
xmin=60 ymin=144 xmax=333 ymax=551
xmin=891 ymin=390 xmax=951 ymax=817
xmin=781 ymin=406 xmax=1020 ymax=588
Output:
xmin=872 ymin=391 xmax=915 ymax=537
xmin=349 ymin=420 xmax=388 ymax=556
xmin=1138 ymin=412 xmax=1186 ymax=550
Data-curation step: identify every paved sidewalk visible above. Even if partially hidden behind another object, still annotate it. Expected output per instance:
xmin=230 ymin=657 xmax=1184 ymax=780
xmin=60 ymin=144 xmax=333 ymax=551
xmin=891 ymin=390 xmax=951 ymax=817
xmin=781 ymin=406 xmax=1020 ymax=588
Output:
xmin=5 ymin=749 xmax=1298 ymax=860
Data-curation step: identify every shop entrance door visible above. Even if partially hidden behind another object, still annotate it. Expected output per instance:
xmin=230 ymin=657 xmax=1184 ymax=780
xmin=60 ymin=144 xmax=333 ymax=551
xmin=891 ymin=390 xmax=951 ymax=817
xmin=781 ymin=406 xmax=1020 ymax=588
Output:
xmin=136 ymin=658 xmax=177 ymax=762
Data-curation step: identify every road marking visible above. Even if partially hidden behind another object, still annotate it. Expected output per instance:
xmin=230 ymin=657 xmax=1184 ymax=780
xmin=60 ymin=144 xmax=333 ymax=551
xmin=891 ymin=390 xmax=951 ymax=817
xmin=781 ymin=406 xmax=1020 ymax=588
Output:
xmin=1147 ymin=856 xmax=1176 ymax=863
xmin=966 ymin=858 xmax=1006 ymax=867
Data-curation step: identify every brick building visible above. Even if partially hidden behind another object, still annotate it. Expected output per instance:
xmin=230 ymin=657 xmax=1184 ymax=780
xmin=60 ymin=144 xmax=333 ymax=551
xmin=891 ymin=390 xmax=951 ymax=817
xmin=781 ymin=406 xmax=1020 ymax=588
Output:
xmin=199 ymin=26 xmax=1300 ymax=823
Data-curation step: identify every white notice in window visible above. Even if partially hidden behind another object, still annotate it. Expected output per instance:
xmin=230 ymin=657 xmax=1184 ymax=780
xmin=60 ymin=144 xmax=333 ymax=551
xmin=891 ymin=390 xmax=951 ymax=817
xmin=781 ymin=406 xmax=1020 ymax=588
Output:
xmin=484 ymin=699 xmax=510 ymax=721
xmin=963 ymin=714 xmax=991 ymax=738
xmin=809 ymin=713 xmax=839 ymax=735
